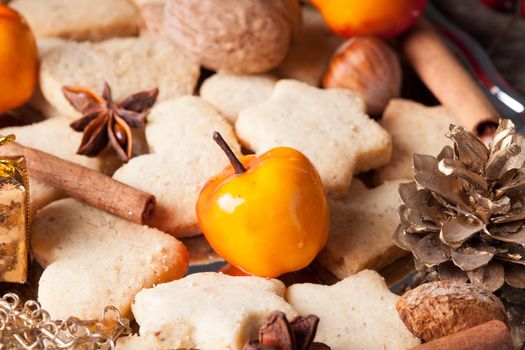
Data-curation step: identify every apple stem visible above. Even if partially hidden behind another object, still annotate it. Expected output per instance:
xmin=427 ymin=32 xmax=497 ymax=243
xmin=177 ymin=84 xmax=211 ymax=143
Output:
xmin=213 ymin=132 xmax=246 ymax=174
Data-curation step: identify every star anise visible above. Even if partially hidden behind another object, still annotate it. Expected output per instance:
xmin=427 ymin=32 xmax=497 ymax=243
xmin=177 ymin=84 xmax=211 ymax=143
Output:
xmin=62 ymin=83 xmax=158 ymax=161
xmin=244 ymin=311 xmax=330 ymax=350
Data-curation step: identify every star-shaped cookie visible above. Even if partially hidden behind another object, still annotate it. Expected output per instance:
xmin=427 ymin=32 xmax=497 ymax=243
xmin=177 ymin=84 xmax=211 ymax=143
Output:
xmin=375 ymin=99 xmax=455 ymax=184
xmin=286 ymin=270 xmax=420 ymax=350
xmin=131 ymin=272 xmax=297 ymax=349
xmin=113 ymin=96 xmax=241 ymax=237
xmin=317 ymin=179 xmax=408 ymax=279
xmin=236 ymin=80 xmax=392 ymax=198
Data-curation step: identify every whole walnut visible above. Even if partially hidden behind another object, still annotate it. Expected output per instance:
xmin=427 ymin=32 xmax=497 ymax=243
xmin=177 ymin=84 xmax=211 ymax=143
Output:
xmin=164 ymin=0 xmax=301 ymax=74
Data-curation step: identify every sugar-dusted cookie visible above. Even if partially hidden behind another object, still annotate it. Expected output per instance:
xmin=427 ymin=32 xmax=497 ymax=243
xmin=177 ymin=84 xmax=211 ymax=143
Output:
xmin=200 ymin=73 xmax=277 ymax=123
xmin=40 ymin=37 xmax=200 ymax=117
xmin=318 ymin=179 xmax=408 ymax=279
xmin=277 ymin=7 xmax=342 ymax=86
xmin=236 ymin=80 xmax=392 ymax=198
xmin=32 ymin=198 xmax=188 ymax=319
xmin=286 ymin=270 xmax=421 ymax=350
xmin=0 ymin=118 xmax=116 ymax=215
xmin=10 ymin=0 xmax=139 ymax=41
xmin=113 ymin=96 xmax=241 ymax=237
xmin=375 ymin=99 xmax=455 ymax=183
xmin=132 ymin=272 xmax=296 ymax=350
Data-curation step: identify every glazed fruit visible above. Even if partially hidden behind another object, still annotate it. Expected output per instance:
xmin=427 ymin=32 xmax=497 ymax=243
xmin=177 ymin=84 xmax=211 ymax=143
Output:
xmin=312 ymin=0 xmax=427 ymax=38
xmin=0 ymin=5 xmax=37 ymax=113
xmin=196 ymin=133 xmax=329 ymax=278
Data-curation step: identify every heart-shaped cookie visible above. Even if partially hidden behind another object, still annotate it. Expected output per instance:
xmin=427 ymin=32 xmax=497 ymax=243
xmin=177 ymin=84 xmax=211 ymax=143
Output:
xmin=31 ymin=198 xmax=188 ymax=319
xmin=113 ymin=96 xmax=241 ymax=237
xmin=40 ymin=36 xmax=199 ymax=117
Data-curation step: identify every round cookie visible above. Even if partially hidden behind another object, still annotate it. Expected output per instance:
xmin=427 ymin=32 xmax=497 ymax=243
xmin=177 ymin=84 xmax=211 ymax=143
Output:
xmin=200 ymin=73 xmax=277 ymax=123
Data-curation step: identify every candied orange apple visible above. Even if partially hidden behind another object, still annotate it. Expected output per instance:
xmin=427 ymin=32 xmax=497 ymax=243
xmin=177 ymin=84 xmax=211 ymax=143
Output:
xmin=0 ymin=5 xmax=37 ymax=113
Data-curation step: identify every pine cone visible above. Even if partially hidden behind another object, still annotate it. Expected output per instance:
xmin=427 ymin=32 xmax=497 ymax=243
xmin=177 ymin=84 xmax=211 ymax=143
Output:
xmin=394 ymin=119 xmax=525 ymax=293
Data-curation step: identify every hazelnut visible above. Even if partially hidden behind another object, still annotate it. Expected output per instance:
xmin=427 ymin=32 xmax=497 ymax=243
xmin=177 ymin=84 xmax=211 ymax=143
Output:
xmin=164 ymin=0 xmax=301 ymax=74
xmin=323 ymin=35 xmax=401 ymax=115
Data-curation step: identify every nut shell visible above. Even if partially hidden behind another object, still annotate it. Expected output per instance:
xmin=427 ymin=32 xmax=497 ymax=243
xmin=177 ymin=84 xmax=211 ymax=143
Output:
xmin=396 ymin=280 xmax=507 ymax=342
xmin=323 ymin=35 xmax=401 ymax=115
xmin=164 ymin=0 xmax=300 ymax=74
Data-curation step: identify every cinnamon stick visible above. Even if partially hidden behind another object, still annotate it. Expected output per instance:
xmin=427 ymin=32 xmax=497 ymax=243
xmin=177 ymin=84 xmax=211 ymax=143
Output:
xmin=0 ymin=142 xmax=155 ymax=225
xmin=402 ymin=19 xmax=499 ymax=137
xmin=410 ymin=320 xmax=513 ymax=350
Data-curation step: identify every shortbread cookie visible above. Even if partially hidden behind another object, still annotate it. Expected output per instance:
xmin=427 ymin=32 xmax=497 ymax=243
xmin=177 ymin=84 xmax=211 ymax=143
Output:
xmin=277 ymin=7 xmax=342 ymax=86
xmin=318 ymin=179 xmax=408 ymax=279
xmin=32 ymin=198 xmax=189 ymax=319
xmin=116 ymin=334 xmax=166 ymax=350
xmin=131 ymin=0 xmax=163 ymax=5
xmin=286 ymin=270 xmax=420 ymax=350
xmin=0 ymin=118 xmax=115 ymax=215
xmin=36 ymin=37 xmax=70 ymax=58
xmin=236 ymin=80 xmax=392 ymax=197
xmin=40 ymin=37 xmax=200 ymax=117
xmin=132 ymin=272 xmax=297 ymax=350
xmin=113 ymin=96 xmax=241 ymax=237
xmin=10 ymin=0 xmax=139 ymax=41
xmin=200 ymin=73 xmax=277 ymax=123
xmin=139 ymin=3 xmax=165 ymax=37
xmin=28 ymin=38 xmax=70 ymax=118
xmin=375 ymin=99 xmax=456 ymax=183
